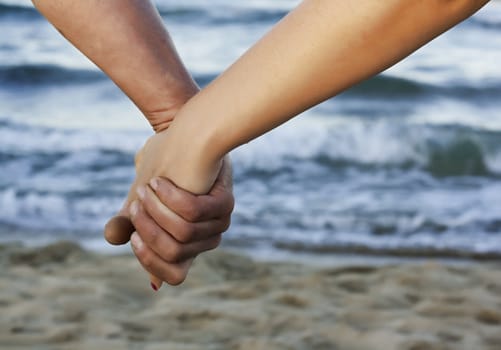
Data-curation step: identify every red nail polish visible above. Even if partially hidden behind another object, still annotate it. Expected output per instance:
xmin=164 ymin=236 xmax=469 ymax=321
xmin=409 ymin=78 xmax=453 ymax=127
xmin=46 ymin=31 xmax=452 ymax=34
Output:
xmin=150 ymin=282 xmax=158 ymax=292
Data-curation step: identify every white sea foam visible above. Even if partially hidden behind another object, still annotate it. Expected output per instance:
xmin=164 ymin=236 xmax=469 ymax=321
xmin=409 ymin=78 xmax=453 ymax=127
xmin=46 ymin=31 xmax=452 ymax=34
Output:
xmin=0 ymin=121 xmax=148 ymax=154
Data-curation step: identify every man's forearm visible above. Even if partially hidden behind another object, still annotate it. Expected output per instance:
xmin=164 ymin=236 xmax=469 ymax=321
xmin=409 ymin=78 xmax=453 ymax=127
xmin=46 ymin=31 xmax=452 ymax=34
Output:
xmin=32 ymin=0 xmax=198 ymax=131
xmin=167 ymin=0 xmax=489 ymax=172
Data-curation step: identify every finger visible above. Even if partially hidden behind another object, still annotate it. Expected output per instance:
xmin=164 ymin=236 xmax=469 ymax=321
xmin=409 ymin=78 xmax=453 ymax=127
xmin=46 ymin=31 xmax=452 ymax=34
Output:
xmin=104 ymin=147 xmax=147 ymax=245
xmin=112 ymin=196 xmax=163 ymax=290
xmin=140 ymin=185 xmax=231 ymax=243
xmin=150 ymin=274 xmax=163 ymax=292
xmin=130 ymin=200 xmax=222 ymax=262
xmin=105 ymin=154 xmax=149 ymax=245
xmin=149 ymin=159 xmax=234 ymax=222
xmin=130 ymin=232 xmax=193 ymax=286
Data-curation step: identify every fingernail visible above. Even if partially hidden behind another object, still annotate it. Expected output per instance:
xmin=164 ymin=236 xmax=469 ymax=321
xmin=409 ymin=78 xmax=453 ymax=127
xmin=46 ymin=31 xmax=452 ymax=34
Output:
xmin=150 ymin=178 xmax=159 ymax=191
xmin=129 ymin=200 xmax=139 ymax=217
xmin=136 ymin=186 xmax=146 ymax=200
xmin=131 ymin=232 xmax=143 ymax=250
xmin=150 ymin=282 xmax=159 ymax=292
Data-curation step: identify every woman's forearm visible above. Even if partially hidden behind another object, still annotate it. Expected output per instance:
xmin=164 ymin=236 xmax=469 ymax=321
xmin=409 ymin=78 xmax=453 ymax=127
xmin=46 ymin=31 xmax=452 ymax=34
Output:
xmin=165 ymin=0 xmax=488 ymax=190
xmin=32 ymin=0 xmax=198 ymax=131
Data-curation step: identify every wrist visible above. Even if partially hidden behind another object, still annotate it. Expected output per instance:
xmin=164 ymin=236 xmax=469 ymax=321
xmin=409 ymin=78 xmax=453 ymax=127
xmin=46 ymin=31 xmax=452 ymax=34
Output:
xmin=141 ymin=77 xmax=199 ymax=133
xmin=159 ymin=111 xmax=224 ymax=194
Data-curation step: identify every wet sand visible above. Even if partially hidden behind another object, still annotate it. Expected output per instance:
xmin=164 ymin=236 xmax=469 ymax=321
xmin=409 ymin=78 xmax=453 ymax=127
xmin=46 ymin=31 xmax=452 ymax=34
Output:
xmin=1 ymin=241 xmax=500 ymax=350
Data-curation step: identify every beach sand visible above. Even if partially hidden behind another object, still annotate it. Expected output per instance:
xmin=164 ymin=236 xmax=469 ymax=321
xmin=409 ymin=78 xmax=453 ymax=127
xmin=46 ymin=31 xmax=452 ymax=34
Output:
xmin=1 ymin=241 xmax=500 ymax=350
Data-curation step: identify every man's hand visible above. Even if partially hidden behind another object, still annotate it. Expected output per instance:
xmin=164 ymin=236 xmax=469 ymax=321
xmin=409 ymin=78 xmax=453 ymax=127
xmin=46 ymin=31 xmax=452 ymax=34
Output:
xmin=32 ymin=0 xmax=233 ymax=287
xmin=104 ymin=157 xmax=234 ymax=285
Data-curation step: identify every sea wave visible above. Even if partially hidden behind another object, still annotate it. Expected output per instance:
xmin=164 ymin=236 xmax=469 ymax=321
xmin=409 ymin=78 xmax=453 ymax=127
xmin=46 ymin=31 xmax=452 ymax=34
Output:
xmin=342 ymin=74 xmax=501 ymax=101
xmin=469 ymin=2 xmax=501 ymax=31
xmin=470 ymin=17 xmax=501 ymax=31
xmin=158 ymin=6 xmax=287 ymax=25
xmin=0 ymin=187 xmax=119 ymax=233
xmin=1 ymin=118 xmax=501 ymax=257
xmin=2 ymin=62 xmax=499 ymax=104
xmin=1 ymin=116 xmax=501 ymax=178
xmin=0 ymin=64 xmax=106 ymax=86
xmin=0 ymin=2 xmax=39 ymax=20
xmin=232 ymin=118 xmax=501 ymax=178
xmin=310 ymin=137 xmax=490 ymax=177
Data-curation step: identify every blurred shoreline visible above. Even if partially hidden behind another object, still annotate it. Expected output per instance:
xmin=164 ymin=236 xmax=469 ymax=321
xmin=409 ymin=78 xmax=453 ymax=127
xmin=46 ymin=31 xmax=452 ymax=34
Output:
xmin=1 ymin=240 xmax=501 ymax=350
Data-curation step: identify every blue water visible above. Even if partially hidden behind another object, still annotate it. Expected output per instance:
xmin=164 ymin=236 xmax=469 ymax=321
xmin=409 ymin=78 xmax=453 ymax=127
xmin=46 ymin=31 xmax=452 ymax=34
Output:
xmin=1 ymin=0 xmax=501 ymax=258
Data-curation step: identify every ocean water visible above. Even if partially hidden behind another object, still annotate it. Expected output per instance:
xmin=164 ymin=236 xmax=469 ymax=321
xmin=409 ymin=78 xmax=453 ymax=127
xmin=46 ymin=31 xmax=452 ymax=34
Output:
xmin=1 ymin=0 xmax=501 ymax=259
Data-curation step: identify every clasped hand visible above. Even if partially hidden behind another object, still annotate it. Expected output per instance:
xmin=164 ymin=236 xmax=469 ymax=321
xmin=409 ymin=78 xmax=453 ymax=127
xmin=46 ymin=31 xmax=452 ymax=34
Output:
xmin=105 ymin=130 xmax=234 ymax=286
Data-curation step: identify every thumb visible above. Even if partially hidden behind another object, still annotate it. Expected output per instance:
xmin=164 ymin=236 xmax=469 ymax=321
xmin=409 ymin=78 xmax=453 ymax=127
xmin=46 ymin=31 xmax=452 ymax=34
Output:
xmin=104 ymin=202 xmax=135 ymax=245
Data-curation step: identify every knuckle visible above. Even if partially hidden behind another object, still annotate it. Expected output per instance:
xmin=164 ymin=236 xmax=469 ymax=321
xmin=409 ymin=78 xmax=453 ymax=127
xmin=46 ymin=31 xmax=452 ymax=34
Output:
xmin=183 ymin=203 xmax=202 ymax=222
xmin=133 ymin=216 xmax=161 ymax=246
xmin=208 ymin=236 xmax=222 ymax=250
xmin=145 ymin=226 xmax=161 ymax=245
xmin=224 ymin=194 xmax=235 ymax=215
xmin=165 ymin=243 xmax=183 ymax=262
xmin=221 ymin=217 xmax=232 ymax=233
xmin=131 ymin=206 xmax=147 ymax=229
xmin=138 ymin=250 xmax=153 ymax=269
xmin=167 ymin=267 xmax=187 ymax=286
xmin=177 ymin=223 xmax=196 ymax=243
xmin=216 ymin=193 xmax=235 ymax=217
